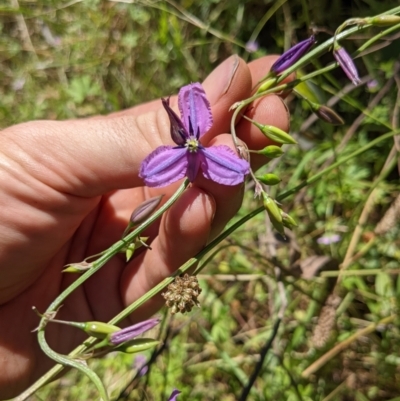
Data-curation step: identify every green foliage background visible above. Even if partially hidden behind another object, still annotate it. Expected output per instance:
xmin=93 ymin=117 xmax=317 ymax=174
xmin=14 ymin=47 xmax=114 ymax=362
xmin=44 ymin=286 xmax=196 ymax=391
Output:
xmin=1 ymin=0 xmax=400 ymax=400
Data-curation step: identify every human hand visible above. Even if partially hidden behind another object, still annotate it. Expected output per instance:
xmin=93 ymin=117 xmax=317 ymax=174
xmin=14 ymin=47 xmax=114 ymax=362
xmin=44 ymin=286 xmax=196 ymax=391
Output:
xmin=0 ymin=55 xmax=290 ymax=399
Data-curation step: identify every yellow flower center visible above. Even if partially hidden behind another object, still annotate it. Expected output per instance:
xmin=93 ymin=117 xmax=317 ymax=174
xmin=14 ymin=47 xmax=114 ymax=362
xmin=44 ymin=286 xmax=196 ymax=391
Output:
xmin=185 ymin=138 xmax=199 ymax=153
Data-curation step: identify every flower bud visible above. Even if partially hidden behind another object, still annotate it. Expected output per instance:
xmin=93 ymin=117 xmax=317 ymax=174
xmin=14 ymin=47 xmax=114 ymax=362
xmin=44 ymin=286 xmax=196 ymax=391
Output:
xmin=168 ymin=389 xmax=181 ymax=401
xmin=308 ymin=102 xmax=344 ymax=125
xmin=270 ymin=35 xmax=316 ymax=74
xmin=116 ymin=338 xmax=160 ymax=354
xmin=365 ymin=15 xmax=400 ymax=27
xmin=333 ymin=45 xmax=361 ymax=86
xmin=245 ymin=117 xmax=297 ymax=144
xmin=109 ymin=318 xmax=160 ymax=345
xmin=256 ymin=145 xmax=284 ymax=158
xmin=262 ymin=193 xmax=285 ymax=235
xmin=130 ymin=195 xmax=164 ymax=226
xmin=256 ymin=173 xmax=281 ymax=186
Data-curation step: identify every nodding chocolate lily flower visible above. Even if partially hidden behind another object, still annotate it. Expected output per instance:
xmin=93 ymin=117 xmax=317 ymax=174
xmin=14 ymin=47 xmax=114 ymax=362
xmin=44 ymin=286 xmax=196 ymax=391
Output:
xmin=139 ymin=83 xmax=250 ymax=188
xmin=333 ymin=45 xmax=361 ymax=86
xmin=271 ymin=35 xmax=316 ymax=74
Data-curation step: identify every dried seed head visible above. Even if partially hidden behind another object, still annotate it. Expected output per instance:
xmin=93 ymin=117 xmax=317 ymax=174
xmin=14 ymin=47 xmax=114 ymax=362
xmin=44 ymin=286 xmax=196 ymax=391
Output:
xmin=162 ymin=274 xmax=202 ymax=314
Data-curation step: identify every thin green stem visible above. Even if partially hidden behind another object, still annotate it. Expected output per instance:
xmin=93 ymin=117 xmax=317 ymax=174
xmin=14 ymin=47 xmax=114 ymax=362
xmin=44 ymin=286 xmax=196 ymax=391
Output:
xmin=20 ymin=180 xmax=190 ymax=401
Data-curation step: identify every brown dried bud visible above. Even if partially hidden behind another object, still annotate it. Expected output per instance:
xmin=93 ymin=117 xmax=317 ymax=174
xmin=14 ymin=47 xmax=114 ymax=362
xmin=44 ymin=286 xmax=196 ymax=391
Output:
xmin=162 ymin=274 xmax=202 ymax=314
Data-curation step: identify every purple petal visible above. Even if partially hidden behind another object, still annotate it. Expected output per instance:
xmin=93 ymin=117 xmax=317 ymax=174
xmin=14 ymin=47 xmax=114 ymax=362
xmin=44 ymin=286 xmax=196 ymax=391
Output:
xmin=168 ymin=389 xmax=181 ymax=401
xmin=271 ymin=35 xmax=316 ymax=74
xmin=333 ymin=46 xmax=361 ymax=85
xmin=200 ymin=146 xmax=250 ymax=185
xmin=186 ymin=152 xmax=201 ymax=182
xmin=161 ymin=97 xmax=188 ymax=145
xmin=139 ymin=146 xmax=188 ymax=188
xmin=109 ymin=318 xmax=160 ymax=345
xmin=178 ymin=83 xmax=213 ymax=139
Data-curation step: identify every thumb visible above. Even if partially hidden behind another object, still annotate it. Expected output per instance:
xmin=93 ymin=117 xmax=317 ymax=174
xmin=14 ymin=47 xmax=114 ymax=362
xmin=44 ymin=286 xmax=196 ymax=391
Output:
xmin=1 ymin=56 xmax=251 ymax=197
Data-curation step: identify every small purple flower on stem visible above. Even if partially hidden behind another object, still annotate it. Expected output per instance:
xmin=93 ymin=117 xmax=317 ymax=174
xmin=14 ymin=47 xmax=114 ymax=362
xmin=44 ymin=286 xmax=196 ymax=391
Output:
xmin=317 ymin=234 xmax=341 ymax=245
xmin=167 ymin=389 xmax=181 ymax=401
xmin=139 ymin=83 xmax=250 ymax=188
xmin=133 ymin=354 xmax=148 ymax=376
xmin=109 ymin=318 xmax=160 ymax=345
xmin=333 ymin=45 xmax=361 ymax=85
xmin=270 ymin=35 xmax=316 ymax=74
xmin=245 ymin=40 xmax=259 ymax=53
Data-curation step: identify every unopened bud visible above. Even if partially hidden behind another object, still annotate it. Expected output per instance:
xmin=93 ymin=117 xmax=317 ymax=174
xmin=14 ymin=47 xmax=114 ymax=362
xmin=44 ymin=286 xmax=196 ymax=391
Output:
xmin=308 ymin=102 xmax=344 ymax=125
xmin=256 ymin=145 xmax=284 ymax=158
xmin=109 ymin=318 xmax=160 ymax=345
xmin=244 ymin=116 xmax=296 ymax=144
xmin=117 ymin=338 xmax=160 ymax=354
xmin=270 ymin=35 xmax=316 ymax=74
xmin=256 ymin=173 xmax=281 ymax=185
xmin=333 ymin=45 xmax=361 ymax=86
xmin=365 ymin=15 xmax=400 ymax=26
xmin=130 ymin=195 xmax=164 ymax=226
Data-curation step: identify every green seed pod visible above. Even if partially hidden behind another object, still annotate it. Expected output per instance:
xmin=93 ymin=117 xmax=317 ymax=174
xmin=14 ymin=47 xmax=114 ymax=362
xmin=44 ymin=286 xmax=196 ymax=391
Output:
xmin=281 ymin=211 xmax=298 ymax=229
xmin=84 ymin=322 xmax=121 ymax=339
xmin=257 ymin=145 xmax=284 ymax=158
xmin=257 ymin=123 xmax=296 ymax=144
xmin=256 ymin=77 xmax=278 ymax=93
xmin=256 ymin=173 xmax=281 ymax=186
xmin=116 ymin=338 xmax=160 ymax=354
xmin=365 ymin=15 xmax=400 ymax=27
xmin=262 ymin=193 xmax=285 ymax=235
xmin=125 ymin=243 xmax=136 ymax=262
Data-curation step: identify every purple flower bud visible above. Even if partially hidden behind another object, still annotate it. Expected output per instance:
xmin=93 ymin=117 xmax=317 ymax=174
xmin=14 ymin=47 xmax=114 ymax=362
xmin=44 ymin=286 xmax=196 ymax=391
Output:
xmin=109 ymin=318 xmax=160 ymax=345
xmin=317 ymin=234 xmax=341 ymax=245
xmin=271 ymin=35 xmax=316 ymax=74
xmin=130 ymin=195 xmax=164 ymax=225
xmin=333 ymin=46 xmax=361 ymax=85
xmin=168 ymin=389 xmax=181 ymax=401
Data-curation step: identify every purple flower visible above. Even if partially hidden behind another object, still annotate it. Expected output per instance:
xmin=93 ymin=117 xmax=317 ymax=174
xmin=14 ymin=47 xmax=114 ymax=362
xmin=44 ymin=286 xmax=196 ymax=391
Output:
xmin=317 ymin=234 xmax=341 ymax=245
xmin=167 ymin=389 xmax=181 ymax=401
xmin=333 ymin=46 xmax=361 ymax=85
xmin=109 ymin=318 xmax=160 ymax=345
xmin=139 ymin=83 xmax=250 ymax=188
xmin=133 ymin=354 xmax=148 ymax=376
xmin=245 ymin=40 xmax=259 ymax=53
xmin=271 ymin=35 xmax=316 ymax=74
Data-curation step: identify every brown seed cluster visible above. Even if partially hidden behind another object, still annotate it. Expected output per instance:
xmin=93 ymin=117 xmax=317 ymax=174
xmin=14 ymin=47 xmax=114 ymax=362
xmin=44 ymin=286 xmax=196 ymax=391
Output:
xmin=162 ymin=274 xmax=202 ymax=314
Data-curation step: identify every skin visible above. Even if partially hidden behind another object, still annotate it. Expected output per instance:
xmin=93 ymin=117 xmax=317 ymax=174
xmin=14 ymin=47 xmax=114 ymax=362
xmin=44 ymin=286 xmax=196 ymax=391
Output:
xmin=0 ymin=55 xmax=291 ymax=399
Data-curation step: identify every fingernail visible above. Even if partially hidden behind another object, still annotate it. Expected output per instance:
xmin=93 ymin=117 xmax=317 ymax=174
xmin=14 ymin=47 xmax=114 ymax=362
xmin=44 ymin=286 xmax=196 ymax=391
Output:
xmin=203 ymin=55 xmax=240 ymax=105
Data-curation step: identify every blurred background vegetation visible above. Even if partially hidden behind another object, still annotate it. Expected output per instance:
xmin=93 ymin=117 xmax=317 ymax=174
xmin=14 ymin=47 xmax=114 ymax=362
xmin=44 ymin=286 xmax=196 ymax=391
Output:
xmin=2 ymin=0 xmax=400 ymax=400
